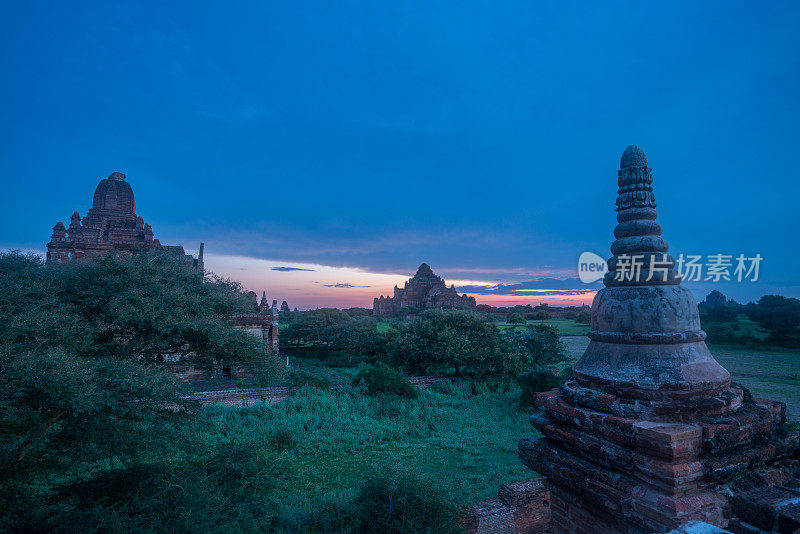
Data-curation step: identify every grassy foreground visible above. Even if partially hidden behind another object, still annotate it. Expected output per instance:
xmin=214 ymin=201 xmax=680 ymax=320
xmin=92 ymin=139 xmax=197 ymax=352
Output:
xmin=202 ymin=381 xmax=533 ymax=525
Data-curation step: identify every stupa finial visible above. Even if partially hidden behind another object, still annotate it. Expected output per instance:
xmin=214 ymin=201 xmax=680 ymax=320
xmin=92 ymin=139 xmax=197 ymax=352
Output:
xmin=605 ymin=145 xmax=680 ymax=287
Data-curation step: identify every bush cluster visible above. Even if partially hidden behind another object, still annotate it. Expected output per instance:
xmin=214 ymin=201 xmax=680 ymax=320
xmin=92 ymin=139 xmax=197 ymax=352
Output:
xmin=351 ymin=361 xmax=419 ymax=398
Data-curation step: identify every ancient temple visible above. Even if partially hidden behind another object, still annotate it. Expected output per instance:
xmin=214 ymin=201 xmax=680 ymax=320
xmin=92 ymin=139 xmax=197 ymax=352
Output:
xmin=46 ymin=172 xmax=203 ymax=268
xmin=230 ymin=291 xmax=280 ymax=356
xmin=373 ymin=263 xmax=477 ymax=316
xmin=519 ymin=146 xmax=800 ymax=532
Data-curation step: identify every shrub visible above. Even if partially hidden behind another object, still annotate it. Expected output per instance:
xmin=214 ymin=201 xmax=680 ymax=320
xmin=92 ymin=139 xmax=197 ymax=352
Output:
xmin=290 ymin=371 xmax=332 ymax=390
xmin=507 ymin=313 xmax=526 ymax=326
xmin=352 ymin=474 xmax=459 ymax=533
xmin=269 ymin=427 xmax=297 ymax=450
xmin=518 ymin=366 xmax=572 ymax=408
xmin=704 ymin=324 xmax=761 ymax=348
xmin=351 ymin=362 xmax=418 ymax=398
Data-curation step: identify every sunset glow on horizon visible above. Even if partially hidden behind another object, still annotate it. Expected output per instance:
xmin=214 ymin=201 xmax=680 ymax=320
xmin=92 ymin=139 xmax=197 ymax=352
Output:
xmin=204 ymin=253 xmax=596 ymax=309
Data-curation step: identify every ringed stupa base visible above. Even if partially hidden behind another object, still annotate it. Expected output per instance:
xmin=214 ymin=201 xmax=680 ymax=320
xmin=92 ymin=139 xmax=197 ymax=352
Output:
xmin=519 ymin=146 xmax=800 ymax=533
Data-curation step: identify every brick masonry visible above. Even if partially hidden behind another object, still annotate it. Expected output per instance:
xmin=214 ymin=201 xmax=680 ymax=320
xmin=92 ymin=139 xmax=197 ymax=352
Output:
xmin=462 ymin=478 xmax=552 ymax=534
xmin=47 ymin=171 xmax=202 ymax=267
xmin=518 ymin=147 xmax=800 ymax=533
xmin=373 ymin=263 xmax=476 ymax=316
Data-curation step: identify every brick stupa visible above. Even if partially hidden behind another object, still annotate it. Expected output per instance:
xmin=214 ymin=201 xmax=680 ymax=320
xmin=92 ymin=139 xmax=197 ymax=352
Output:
xmin=520 ymin=146 xmax=800 ymax=532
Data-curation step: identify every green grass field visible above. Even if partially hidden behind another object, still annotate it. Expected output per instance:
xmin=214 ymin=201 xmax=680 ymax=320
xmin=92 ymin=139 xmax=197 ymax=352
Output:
xmin=561 ymin=336 xmax=800 ymax=421
xmin=498 ymin=317 xmax=590 ymax=336
xmin=205 ymin=381 xmax=534 ymax=519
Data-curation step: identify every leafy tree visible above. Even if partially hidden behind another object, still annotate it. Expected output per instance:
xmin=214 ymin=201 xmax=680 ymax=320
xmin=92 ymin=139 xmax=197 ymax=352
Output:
xmin=0 ymin=349 xmax=182 ymax=491
xmin=0 ymin=251 xmax=264 ymax=367
xmin=746 ymin=295 xmax=800 ymax=347
xmin=326 ymin=316 xmax=387 ymax=356
xmin=506 ymin=324 xmax=565 ymax=367
xmin=0 ymin=250 xmax=278 ymax=523
xmin=390 ymin=310 xmax=524 ymax=378
xmin=282 ymin=308 xmax=351 ymax=347
xmin=531 ymin=310 xmax=550 ymax=320
xmin=476 ymin=304 xmax=495 ymax=314
xmin=575 ymin=310 xmax=591 ymax=324
xmin=343 ymin=307 xmax=373 ymax=318
xmin=507 ymin=313 xmax=526 ymax=326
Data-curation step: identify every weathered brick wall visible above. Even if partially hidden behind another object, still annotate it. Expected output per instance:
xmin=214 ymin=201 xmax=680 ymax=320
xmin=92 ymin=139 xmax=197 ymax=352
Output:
xmin=187 ymin=376 xmax=447 ymax=407
xmin=462 ymin=478 xmax=551 ymax=534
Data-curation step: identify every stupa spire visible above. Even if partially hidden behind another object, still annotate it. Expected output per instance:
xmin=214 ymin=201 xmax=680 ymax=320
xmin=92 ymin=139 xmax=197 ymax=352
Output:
xmin=605 ymin=145 xmax=679 ymax=287
xmin=573 ymin=145 xmax=729 ymax=401
xmin=519 ymin=146 xmax=799 ymax=533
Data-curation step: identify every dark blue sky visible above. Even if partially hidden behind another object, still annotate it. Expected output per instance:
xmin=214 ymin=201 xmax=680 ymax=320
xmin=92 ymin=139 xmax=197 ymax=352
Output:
xmin=2 ymin=1 xmax=798 ymax=306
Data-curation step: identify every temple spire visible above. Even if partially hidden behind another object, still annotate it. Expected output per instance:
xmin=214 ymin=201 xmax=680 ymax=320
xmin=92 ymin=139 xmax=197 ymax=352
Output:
xmin=605 ymin=145 xmax=680 ymax=287
xmin=573 ymin=145 xmax=728 ymax=397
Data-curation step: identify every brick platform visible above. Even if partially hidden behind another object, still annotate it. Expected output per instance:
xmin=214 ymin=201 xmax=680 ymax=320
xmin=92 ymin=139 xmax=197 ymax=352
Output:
xmin=462 ymin=478 xmax=551 ymax=534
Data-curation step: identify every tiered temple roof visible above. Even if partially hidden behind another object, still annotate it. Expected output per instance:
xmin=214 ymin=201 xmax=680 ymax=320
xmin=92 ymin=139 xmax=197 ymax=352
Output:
xmin=373 ymin=263 xmax=476 ymax=316
xmin=46 ymin=172 xmax=203 ymax=268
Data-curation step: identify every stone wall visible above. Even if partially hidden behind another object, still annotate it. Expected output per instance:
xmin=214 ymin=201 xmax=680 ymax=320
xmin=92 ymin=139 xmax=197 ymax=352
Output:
xmin=461 ymin=478 xmax=551 ymax=534
xmin=187 ymin=376 xmax=446 ymax=407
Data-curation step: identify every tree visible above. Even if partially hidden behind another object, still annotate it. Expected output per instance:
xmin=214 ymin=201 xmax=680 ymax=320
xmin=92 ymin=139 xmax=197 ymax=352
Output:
xmin=0 ymin=251 xmax=264 ymax=367
xmin=746 ymin=295 xmax=800 ymax=347
xmin=698 ymin=290 xmax=737 ymax=323
xmin=507 ymin=324 xmax=569 ymax=408
xmin=325 ymin=317 xmax=387 ymax=355
xmin=0 ymin=349 xmax=182 ymax=489
xmin=507 ymin=313 xmax=526 ymax=326
xmin=575 ymin=310 xmax=591 ymax=324
xmin=282 ymin=308 xmax=351 ymax=347
xmin=506 ymin=324 xmax=566 ymax=367
xmin=531 ymin=310 xmax=550 ymax=320
xmin=342 ymin=307 xmax=373 ymax=318
xmin=390 ymin=310 xmax=524 ymax=378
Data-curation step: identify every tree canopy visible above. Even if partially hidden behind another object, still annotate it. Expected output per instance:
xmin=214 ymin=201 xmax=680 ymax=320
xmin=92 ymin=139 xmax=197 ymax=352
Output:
xmin=390 ymin=309 xmax=525 ymax=378
xmin=0 ymin=250 xmax=276 ymax=523
xmin=0 ymin=251 xmax=263 ymax=366
xmin=746 ymin=295 xmax=800 ymax=347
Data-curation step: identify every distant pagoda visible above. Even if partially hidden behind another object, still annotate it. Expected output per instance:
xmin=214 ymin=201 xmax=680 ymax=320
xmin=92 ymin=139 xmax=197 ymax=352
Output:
xmin=373 ymin=263 xmax=476 ymax=316
xmin=46 ymin=171 xmax=203 ymax=268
